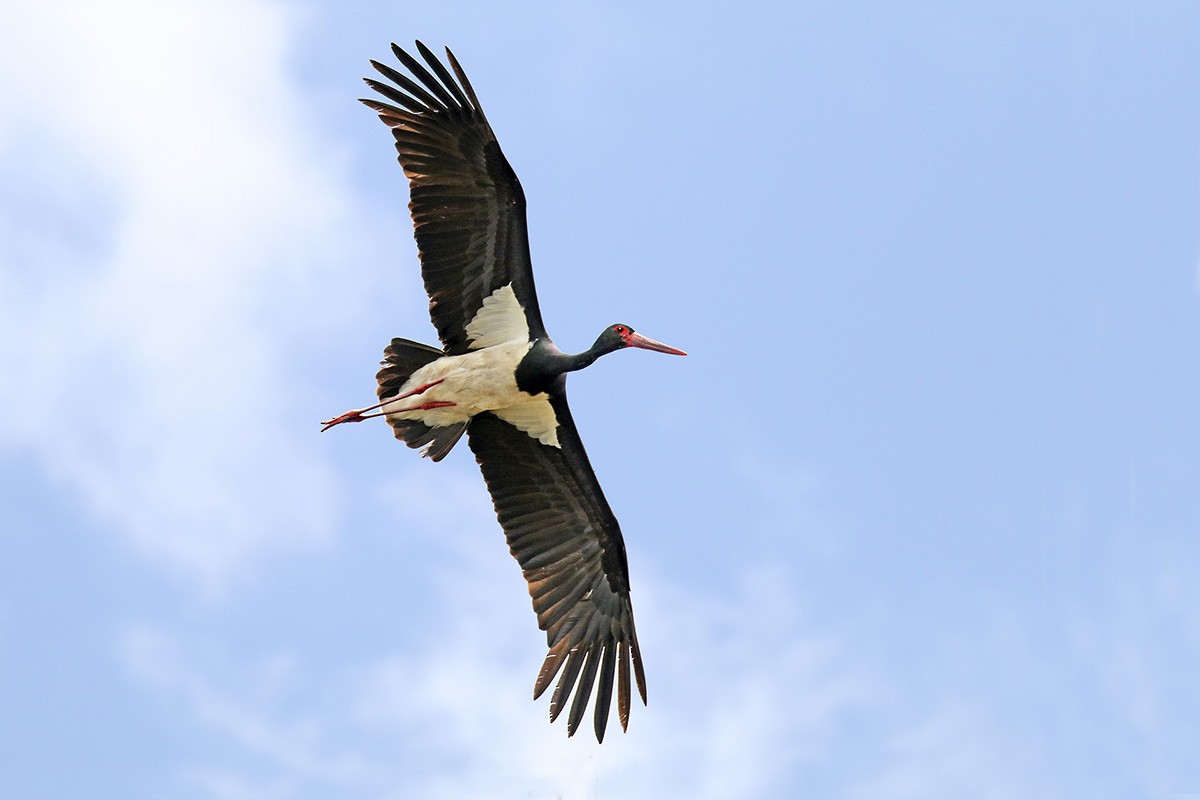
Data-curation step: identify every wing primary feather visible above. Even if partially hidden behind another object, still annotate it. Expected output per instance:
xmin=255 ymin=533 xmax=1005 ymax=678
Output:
xmin=632 ymin=635 xmax=648 ymax=704
xmin=359 ymin=98 xmax=407 ymax=120
xmin=377 ymin=109 xmax=446 ymax=138
xmin=393 ymin=42 xmax=457 ymax=110
xmin=534 ymin=574 xmax=595 ymax=630
xmin=359 ymin=100 xmax=437 ymax=135
xmin=593 ymin=641 xmax=617 ymax=742
xmin=617 ymin=640 xmax=632 ymax=730
xmin=566 ymin=647 xmax=601 ymax=738
xmin=546 ymin=603 xmax=596 ymax=649
xmin=415 ymin=40 xmax=470 ymax=109
xmin=533 ymin=637 xmax=571 ymax=700
xmin=444 ymin=47 xmax=486 ymax=118
xmin=548 ymin=648 xmax=585 ymax=724
xmin=549 ymin=599 xmax=610 ymax=656
xmin=369 ymin=60 xmax=444 ymax=110
xmin=363 ymin=77 xmax=426 ymax=113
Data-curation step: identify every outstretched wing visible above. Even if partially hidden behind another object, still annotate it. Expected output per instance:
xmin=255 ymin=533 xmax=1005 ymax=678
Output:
xmin=363 ymin=42 xmax=546 ymax=354
xmin=467 ymin=393 xmax=647 ymax=742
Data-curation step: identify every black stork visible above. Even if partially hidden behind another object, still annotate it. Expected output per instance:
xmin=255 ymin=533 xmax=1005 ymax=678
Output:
xmin=322 ymin=42 xmax=686 ymax=742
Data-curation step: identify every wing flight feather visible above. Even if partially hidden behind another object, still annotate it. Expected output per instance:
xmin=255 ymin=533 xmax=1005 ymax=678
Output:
xmin=363 ymin=43 xmax=547 ymax=354
xmin=467 ymin=393 xmax=647 ymax=741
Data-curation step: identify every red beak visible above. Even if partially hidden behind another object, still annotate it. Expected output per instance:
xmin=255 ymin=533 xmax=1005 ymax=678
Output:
xmin=627 ymin=332 xmax=687 ymax=356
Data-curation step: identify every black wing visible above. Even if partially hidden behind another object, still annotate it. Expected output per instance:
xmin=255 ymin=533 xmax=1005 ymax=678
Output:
xmin=362 ymin=42 xmax=547 ymax=355
xmin=467 ymin=393 xmax=647 ymax=742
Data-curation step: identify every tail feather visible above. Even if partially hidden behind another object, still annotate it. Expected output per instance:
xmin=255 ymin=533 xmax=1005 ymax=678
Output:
xmin=376 ymin=338 xmax=467 ymax=461
xmin=376 ymin=337 xmax=443 ymax=400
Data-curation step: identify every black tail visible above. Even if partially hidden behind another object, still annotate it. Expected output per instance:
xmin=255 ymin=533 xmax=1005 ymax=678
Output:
xmin=375 ymin=338 xmax=467 ymax=462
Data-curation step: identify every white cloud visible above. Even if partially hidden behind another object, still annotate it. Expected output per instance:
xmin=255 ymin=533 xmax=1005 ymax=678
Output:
xmin=118 ymin=540 xmax=872 ymax=799
xmin=0 ymin=0 xmax=377 ymax=586
xmin=108 ymin=447 xmax=857 ymax=790
xmin=365 ymin=460 xmax=866 ymax=791
xmin=120 ymin=625 xmax=377 ymax=796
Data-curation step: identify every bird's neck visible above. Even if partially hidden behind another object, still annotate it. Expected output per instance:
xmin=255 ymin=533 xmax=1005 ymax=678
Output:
xmin=516 ymin=339 xmax=614 ymax=395
xmin=558 ymin=347 xmax=604 ymax=373
xmin=539 ymin=337 xmax=616 ymax=374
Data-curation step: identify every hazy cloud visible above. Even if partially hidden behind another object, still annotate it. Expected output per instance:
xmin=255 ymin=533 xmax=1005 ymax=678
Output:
xmin=119 ymin=554 xmax=871 ymax=799
xmin=0 ymin=0 xmax=373 ymax=586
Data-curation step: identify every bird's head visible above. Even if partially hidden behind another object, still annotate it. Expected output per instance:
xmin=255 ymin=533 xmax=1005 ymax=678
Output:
xmin=593 ymin=324 xmax=688 ymax=357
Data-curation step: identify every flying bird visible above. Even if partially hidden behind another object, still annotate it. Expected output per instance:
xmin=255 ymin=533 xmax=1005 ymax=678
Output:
xmin=322 ymin=42 xmax=686 ymax=742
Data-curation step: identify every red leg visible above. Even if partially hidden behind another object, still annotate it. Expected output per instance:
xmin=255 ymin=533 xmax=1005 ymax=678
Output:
xmin=321 ymin=379 xmax=449 ymax=432
xmin=397 ymin=401 xmax=457 ymax=412
xmin=394 ymin=378 xmax=445 ymax=399
xmin=321 ymin=400 xmax=457 ymax=431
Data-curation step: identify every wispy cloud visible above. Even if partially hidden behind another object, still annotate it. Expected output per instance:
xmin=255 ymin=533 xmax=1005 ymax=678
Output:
xmin=0 ymin=0 xmax=379 ymax=587
xmin=119 ymin=553 xmax=872 ymax=800
xmin=120 ymin=625 xmax=376 ymax=794
xmin=116 ymin=456 xmax=872 ymax=798
xmin=359 ymin=461 xmax=874 ymax=796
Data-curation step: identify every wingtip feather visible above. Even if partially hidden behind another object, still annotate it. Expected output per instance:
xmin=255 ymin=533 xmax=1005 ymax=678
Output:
xmin=533 ymin=637 xmax=570 ymax=700
xmin=592 ymin=641 xmax=617 ymax=742
xmin=548 ymin=648 xmax=584 ymax=724
xmin=617 ymin=640 xmax=631 ymax=730
xmin=566 ymin=648 xmax=600 ymax=738
xmin=634 ymin=646 xmax=648 ymax=706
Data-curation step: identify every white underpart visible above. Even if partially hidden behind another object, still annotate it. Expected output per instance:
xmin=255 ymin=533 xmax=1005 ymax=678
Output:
xmin=464 ymin=283 xmax=529 ymax=350
xmin=385 ymin=283 xmax=561 ymax=447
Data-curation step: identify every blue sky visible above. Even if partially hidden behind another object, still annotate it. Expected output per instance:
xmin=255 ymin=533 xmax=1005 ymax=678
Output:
xmin=2 ymin=1 xmax=1199 ymax=797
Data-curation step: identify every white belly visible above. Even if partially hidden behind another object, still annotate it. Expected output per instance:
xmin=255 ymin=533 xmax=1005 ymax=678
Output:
xmin=381 ymin=341 xmax=560 ymax=446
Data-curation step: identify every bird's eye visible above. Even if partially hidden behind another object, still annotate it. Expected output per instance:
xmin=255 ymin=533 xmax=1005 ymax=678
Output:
xmin=615 ymin=326 xmax=626 ymax=334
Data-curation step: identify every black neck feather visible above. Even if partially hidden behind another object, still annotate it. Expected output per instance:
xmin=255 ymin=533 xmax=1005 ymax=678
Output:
xmin=515 ymin=337 xmax=620 ymax=395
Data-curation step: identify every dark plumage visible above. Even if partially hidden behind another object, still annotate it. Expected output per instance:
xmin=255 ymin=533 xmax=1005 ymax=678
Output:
xmin=326 ymin=41 xmax=684 ymax=742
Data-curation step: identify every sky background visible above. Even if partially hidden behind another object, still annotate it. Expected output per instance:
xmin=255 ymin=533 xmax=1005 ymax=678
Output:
xmin=2 ymin=1 xmax=1199 ymax=797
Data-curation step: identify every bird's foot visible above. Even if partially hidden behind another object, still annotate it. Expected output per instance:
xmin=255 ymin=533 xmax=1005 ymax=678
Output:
xmin=321 ymin=409 xmax=367 ymax=432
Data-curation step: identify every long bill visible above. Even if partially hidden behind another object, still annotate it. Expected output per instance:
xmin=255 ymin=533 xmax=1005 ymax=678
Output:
xmin=628 ymin=332 xmax=687 ymax=356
